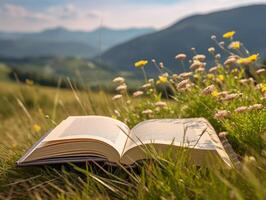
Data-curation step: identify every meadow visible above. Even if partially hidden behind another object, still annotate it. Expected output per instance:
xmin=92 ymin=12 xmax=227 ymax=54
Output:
xmin=0 ymin=31 xmax=266 ymax=199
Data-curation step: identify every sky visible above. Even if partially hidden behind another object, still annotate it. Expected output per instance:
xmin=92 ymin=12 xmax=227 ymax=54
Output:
xmin=0 ymin=0 xmax=266 ymax=32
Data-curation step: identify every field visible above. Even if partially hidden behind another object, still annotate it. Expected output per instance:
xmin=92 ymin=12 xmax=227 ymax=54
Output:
xmin=0 ymin=32 xmax=266 ymax=199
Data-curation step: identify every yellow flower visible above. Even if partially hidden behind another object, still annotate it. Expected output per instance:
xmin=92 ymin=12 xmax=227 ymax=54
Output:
xmin=229 ymin=41 xmax=240 ymax=49
xmin=248 ymin=54 xmax=259 ymax=62
xmin=211 ymin=90 xmax=219 ymax=97
xmin=223 ymin=31 xmax=235 ymax=39
xmin=207 ymin=74 xmax=215 ymax=80
xmin=134 ymin=60 xmax=148 ymax=68
xmin=217 ymin=75 xmax=224 ymax=82
xmin=25 ymin=79 xmax=34 ymax=86
xmin=156 ymin=75 xmax=168 ymax=85
xmin=237 ymin=54 xmax=259 ymax=65
xmin=32 ymin=124 xmax=41 ymax=132
xmin=259 ymin=83 xmax=266 ymax=93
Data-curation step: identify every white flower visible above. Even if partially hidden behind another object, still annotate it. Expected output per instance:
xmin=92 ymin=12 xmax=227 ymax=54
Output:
xmin=141 ymin=83 xmax=152 ymax=89
xmin=208 ymin=47 xmax=215 ymax=53
xmin=248 ymin=104 xmax=264 ymax=111
xmin=113 ymin=77 xmax=125 ymax=84
xmin=224 ymin=57 xmax=237 ymax=65
xmin=214 ymin=110 xmax=231 ymax=120
xmin=112 ymin=94 xmax=122 ymax=101
xmin=202 ymin=84 xmax=215 ymax=95
xmin=256 ymin=68 xmax=266 ymax=75
xmin=179 ymin=72 xmax=192 ymax=79
xmin=175 ymin=53 xmax=187 ymax=61
xmin=211 ymin=35 xmax=217 ymax=40
xmin=155 ymin=101 xmax=167 ymax=108
xmin=177 ymin=79 xmax=190 ymax=89
xmin=234 ymin=106 xmax=248 ymax=113
xmin=193 ymin=54 xmax=206 ymax=62
xmin=190 ymin=60 xmax=203 ymax=70
xmin=142 ymin=109 xmax=153 ymax=114
xmin=221 ymin=93 xmax=241 ymax=102
xmin=208 ymin=66 xmax=218 ymax=73
xmin=133 ymin=91 xmax=143 ymax=97
xmin=116 ymin=84 xmax=127 ymax=92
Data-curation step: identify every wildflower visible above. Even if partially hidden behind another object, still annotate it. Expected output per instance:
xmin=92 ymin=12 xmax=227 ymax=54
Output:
xmin=172 ymin=74 xmax=179 ymax=80
xmin=142 ymin=109 xmax=153 ymax=115
xmin=223 ymin=31 xmax=235 ymax=39
xmin=175 ymin=53 xmax=187 ymax=61
xmin=191 ymin=47 xmax=196 ymax=51
xmin=208 ymin=66 xmax=218 ymax=73
xmin=148 ymin=78 xmax=154 ymax=84
xmin=112 ymin=94 xmax=122 ymax=101
xmin=32 ymin=124 xmax=41 ymax=132
xmin=211 ymin=35 xmax=217 ymax=40
xmin=155 ymin=101 xmax=167 ymax=108
xmin=221 ymin=93 xmax=241 ymax=102
xmin=202 ymin=84 xmax=216 ymax=95
xmin=217 ymin=74 xmax=225 ymax=82
xmin=116 ymin=84 xmax=127 ymax=92
xmin=156 ymin=75 xmax=168 ymax=85
xmin=25 ymin=79 xmax=34 ymax=86
xmin=228 ymin=41 xmax=240 ymax=49
xmin=208 ymin=47 xmax=215 ymax=54
xmin=237 ymin=54 xmax=259 ymax=65
xmin=141 ymin=83 xmax=152 ymax=89
xmin=217 ymin=91 xmax=229 ymax=98
xmin=134 ymin=60 xmax=148 ymax=68
xmin=215 ymin=54 xmax=221 ymax=60
xmin=224 ymin=57 xmax=237 ymax=65
xmin=249 ymin=54 xmax=259 ymax=62
xmin=114 ymin=110 xmax=121 ymax=117
xmin=258 ymin=83 xmax=266 ymax=93
xmin=248 ymin=104 xmax=264 ymax=111
xmin=239 ymin=79 xmax=249 ymax=84
xmin=177 ymin=79 xmax=190 ymax=90
xmin=179 ymin=72 xmax=192 ymax=79
xmin=234 ymin=106 xmax=248 ymax=113
xmin=207 ymin=73 xmax=215 ymax=80
xmin=256 ymin=68 xmax=266 ymax=75
xmin=219 ymin=41 xmax=225 ymax=46
xmin=159 ymin=62 xmax=164 ymax=69
xmin=214 ymin=110 xmax=231 ymax=120
xmin=195 ymin=67 xmax=205 ymax=73
xmin=113 ymin=77 xmax=125 ymax=84
xmin=211 ymin=90 xmax=219 ymax=97
xmin=190 ymin=60 xmax=203 ymax=70
xmin=133 ymin=91 xmax=143 ymax=97
xmin=193 ymin=54 xmax=206 ymax=62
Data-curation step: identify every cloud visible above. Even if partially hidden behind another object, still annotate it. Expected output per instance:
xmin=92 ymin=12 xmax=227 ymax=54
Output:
xmin=0 ymin=0 xmax=266 ymax=31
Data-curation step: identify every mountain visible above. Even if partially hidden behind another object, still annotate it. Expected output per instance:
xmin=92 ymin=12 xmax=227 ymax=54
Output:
xmin=101 ymin=4 xmax=266 ymax=76
xmin=0 ymin=27 xmax=155 ymax=58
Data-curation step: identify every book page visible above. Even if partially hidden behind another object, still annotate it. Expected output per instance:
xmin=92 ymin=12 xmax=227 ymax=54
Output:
xmin=123 ymin=118 xmax=217 ymax=153
xmin=42 ymin=116 xmax=130 ymax=155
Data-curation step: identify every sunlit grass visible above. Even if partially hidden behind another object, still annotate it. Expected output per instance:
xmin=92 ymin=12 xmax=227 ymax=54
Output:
xmin=0 ymin=31 xmax=266 ymax=199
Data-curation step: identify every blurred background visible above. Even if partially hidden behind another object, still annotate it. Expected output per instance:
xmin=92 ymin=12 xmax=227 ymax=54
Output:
xmin=0 ymin=0 xmax=266 ymax=89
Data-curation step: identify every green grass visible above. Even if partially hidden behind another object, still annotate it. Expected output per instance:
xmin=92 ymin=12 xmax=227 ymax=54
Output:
xmin=0 ymin=32 xmax=266 ymax=199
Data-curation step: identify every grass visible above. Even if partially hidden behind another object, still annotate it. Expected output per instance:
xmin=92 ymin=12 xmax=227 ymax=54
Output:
xmin=0 ymin=31 xmax=266 ymax=199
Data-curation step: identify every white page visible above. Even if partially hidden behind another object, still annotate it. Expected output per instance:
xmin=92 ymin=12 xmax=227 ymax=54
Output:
xmin=42 ymin=116 xmax=130 ymax=155
xmin=124 ymin=118 xmax=217 ymax=152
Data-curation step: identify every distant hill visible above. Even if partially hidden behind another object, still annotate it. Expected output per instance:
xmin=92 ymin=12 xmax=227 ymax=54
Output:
xmin=0 ymin=27 xmax=155 ymax=58
xmin=101 ymin=4 xmax=266 ymax=76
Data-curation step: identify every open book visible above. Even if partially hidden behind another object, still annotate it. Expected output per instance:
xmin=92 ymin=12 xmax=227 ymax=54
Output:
xmin=17 ymin=116 xmax=233 ymax=167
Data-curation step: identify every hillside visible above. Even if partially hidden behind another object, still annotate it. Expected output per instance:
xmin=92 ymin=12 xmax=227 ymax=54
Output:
xmin=0 ymin=27 xmax=155 ymax=58
xmin=101 ymin=4 xmax=266 ymax=75
xmin=0 ymin=57 xmax=116 ymax=87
